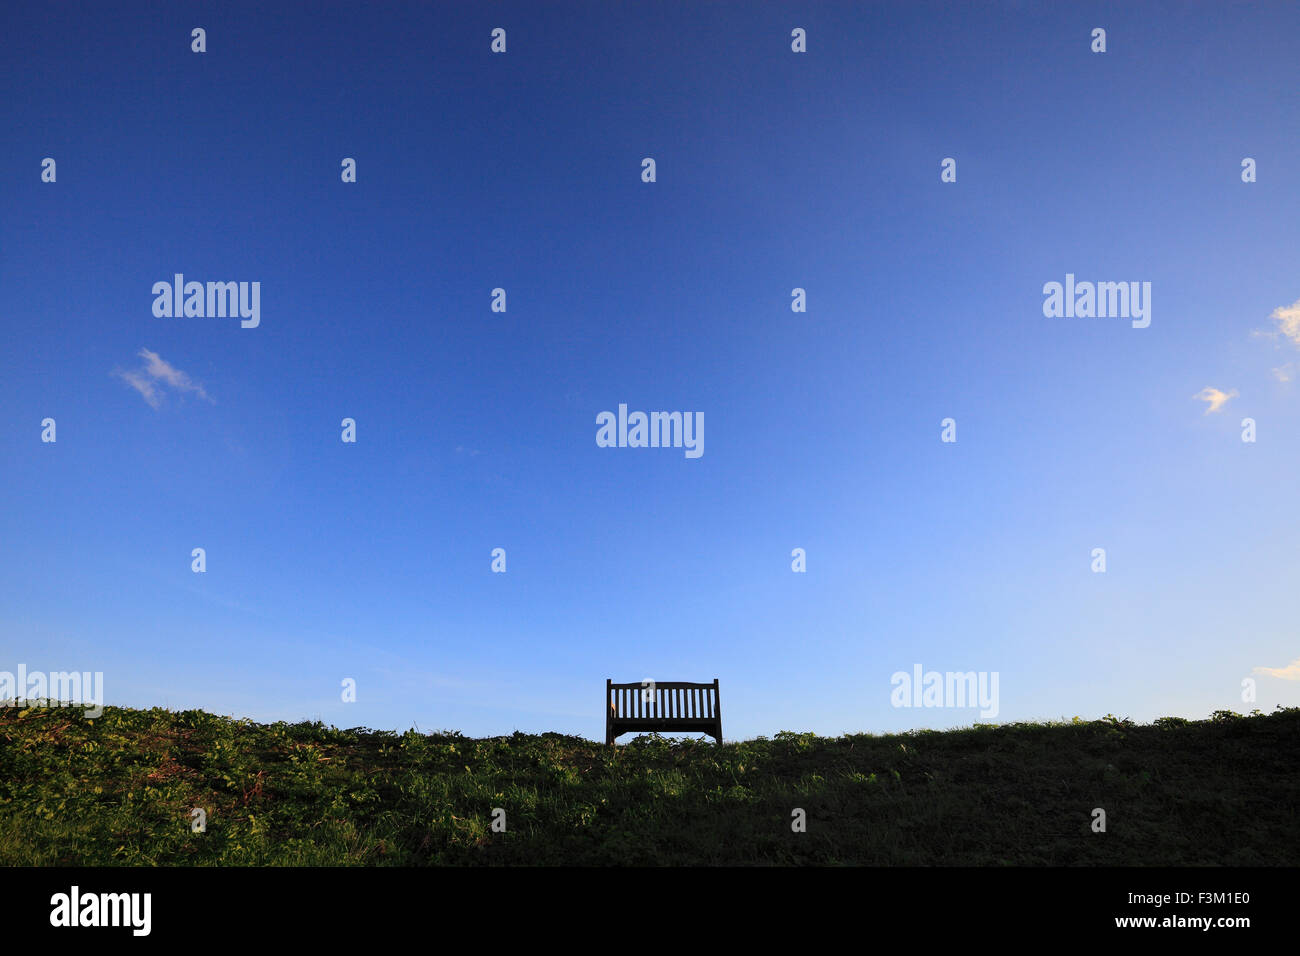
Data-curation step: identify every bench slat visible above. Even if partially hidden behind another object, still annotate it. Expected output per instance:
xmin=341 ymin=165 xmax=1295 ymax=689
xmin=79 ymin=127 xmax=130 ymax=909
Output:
xmin=606 ymin=684 xmax=727 ymax=721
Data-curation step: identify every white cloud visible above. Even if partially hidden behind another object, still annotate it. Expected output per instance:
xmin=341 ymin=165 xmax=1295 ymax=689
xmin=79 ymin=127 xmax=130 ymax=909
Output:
xmin=1270 ymin=298 xmax=1300 ymax=347
xmin=1253 ymin=658 xmax=1300 ymax=681
xmin=1193 ymin=386 xmax=1238 ymax=414
xmin=116 ymin=369 xmax=160 ymax=408
xmin=113 ymin=348 xmax=213 ymax=408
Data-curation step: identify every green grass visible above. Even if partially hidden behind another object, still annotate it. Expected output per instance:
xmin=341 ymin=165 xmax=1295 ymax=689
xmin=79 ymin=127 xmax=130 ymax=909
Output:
xmin=1 ymin=703 xmax=1296 ymax=865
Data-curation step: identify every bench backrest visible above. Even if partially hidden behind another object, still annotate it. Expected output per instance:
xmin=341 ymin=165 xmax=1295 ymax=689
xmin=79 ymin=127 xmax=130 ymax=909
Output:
xmin=606 ymin=679 xmax=722 ymax=744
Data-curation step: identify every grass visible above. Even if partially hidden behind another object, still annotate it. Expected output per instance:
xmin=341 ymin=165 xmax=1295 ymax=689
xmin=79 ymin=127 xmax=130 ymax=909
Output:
xmin=1 ymin=703 xmax=1296 ymax=865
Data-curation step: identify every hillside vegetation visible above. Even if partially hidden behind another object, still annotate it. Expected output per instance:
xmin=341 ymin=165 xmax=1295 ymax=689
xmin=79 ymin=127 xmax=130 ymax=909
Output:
xmin=2 ymin=704 xmax=1296 ymax=865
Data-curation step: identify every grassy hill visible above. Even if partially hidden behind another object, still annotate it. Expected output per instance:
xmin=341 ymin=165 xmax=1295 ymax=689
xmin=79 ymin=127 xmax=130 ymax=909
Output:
xmin=2 ymin=703 xmax=1296 ymax=865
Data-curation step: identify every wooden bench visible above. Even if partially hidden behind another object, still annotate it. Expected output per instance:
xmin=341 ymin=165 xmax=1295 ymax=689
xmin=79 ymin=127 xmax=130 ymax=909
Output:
xmin=606 ymin=678 xmax=722 ymax=745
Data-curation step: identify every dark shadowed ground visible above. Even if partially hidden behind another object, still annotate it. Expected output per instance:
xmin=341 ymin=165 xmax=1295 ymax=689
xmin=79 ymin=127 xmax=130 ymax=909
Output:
xmin=2 ymin=705 xmax=1296 ymax=865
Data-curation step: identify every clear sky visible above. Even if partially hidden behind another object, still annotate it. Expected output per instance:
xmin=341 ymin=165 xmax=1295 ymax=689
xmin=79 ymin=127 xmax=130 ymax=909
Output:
xmin=3 ymin=1 xmax=1298 ymax=741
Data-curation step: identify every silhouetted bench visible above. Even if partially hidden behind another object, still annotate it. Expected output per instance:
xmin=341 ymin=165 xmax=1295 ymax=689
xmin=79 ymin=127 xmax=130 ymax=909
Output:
xmin=606 ymin=678 xmax=722 ymax=745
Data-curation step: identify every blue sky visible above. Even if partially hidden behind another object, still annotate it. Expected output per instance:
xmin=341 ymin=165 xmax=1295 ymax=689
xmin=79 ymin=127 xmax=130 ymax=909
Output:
xmin=3 ymin=1 xmax=1298 ymax=740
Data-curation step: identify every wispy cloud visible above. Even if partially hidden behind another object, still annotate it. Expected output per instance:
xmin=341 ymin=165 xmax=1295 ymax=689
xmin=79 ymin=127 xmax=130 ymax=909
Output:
xmin=1193 ymin=386 xmax=1238 ymax=414
xmin=115 ymin=368 xmax=162 ymax=408
xmin=1269 ymin=298 xmax=1300 ymax=346
xmin=1253 ymin=297 xmax=1300 ymax=347
xmin=1247 ymin=298 xmax=1300 ymax=383
xmin=113 ymin=348 xmax=213 ymax=408
xmin=1253 ymin=657 xmax=1300 ymax=681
